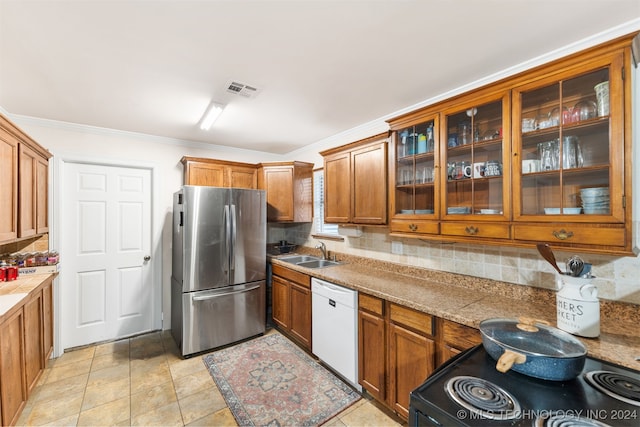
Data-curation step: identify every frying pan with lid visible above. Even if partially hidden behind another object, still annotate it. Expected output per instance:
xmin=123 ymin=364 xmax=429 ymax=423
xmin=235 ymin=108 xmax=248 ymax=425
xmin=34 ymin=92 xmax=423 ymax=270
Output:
xmin=479 ymin=317 xmax=587 ymax=381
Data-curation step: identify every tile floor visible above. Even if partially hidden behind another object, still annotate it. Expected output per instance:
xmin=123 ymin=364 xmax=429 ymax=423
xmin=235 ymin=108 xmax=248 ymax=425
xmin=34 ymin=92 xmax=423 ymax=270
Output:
xmin=17 ymin=329 xmax=405 ymax=426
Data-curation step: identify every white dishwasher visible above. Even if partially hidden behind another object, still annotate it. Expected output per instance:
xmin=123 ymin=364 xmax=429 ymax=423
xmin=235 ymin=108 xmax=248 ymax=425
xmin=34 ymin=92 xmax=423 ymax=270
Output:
xmin=311 ymin=277 xmax=361 ymax=391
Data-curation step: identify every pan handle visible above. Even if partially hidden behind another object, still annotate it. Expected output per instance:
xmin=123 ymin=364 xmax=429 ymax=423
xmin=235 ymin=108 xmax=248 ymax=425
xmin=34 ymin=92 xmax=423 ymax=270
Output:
xmin=517 ymin=317 xmax=551 ymax=332
xmin=496 ymin=349 xmax=527 ymax=373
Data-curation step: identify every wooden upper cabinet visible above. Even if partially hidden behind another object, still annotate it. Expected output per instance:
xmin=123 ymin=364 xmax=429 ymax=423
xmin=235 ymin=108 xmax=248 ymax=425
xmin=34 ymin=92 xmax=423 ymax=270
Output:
xmin=36 ymin=156 xmax=49 ymax=234
xmin=323 ymin=151 xmax=351 ymax=223
xmin=18 ymin=144 xmax=37 ymax=238
xmin=181 ymin=156 xmax=257 ymax=188
xmin=320 ymin=133 xmax=388 ymax=225
xmin=183 ymin=159 xmax=225 ymax=186
xmin=511 ymin=51 xmax=629 ymax=253
xmin=1 ymin=113 xmax=51 ymax=244
xmin=0 ymin=131 xmax=18 ymax=242
xmin=258 ymin=161 xmax=313 ymax=222
xmin=385 ymin=33 xmax=637 ymax=255
xmin=227 ymin=164 xmax=259 ymax=189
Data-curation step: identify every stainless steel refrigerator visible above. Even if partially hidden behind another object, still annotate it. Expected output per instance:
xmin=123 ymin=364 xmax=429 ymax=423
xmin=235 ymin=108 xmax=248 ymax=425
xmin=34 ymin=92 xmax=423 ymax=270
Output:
xmin=171 ymin=185 xmax=266 ymax=356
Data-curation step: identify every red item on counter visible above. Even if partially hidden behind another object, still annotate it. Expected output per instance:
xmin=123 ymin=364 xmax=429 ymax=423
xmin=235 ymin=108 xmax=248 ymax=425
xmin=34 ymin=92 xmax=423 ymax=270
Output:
xmin=6 ymin=266 xmax=18 ymax=281
xmin=0 ymin=267 xmax=6 ymax=282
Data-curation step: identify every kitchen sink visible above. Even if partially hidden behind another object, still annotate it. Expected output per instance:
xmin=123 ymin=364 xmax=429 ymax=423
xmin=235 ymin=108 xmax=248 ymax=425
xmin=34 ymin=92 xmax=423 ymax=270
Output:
xmin=296 ymin=259 xmax=341 ymax=269
xmin=279 ymin=255 xmax=321 ymax=264
xmin=278 ymin=255 xmax=341 ymax=268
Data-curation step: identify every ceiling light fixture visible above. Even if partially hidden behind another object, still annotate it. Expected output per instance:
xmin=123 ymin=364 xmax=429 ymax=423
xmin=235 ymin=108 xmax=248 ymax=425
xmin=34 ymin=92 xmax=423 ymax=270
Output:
xmin=199 ymin=101 xmax=225 ymax=130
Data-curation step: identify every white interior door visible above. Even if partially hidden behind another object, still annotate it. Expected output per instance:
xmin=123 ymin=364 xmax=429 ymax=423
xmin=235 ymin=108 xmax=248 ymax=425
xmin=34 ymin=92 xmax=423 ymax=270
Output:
xmin=62 ymin=162 xmax=153 ymax=349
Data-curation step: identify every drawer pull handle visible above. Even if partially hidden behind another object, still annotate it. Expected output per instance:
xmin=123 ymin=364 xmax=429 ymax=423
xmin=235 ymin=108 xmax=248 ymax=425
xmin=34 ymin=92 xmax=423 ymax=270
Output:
xmin=552 ymin=229 xmax=574 ymax=240
xmin=409 ymin=223 xmax=418 ymax=232
xmin=465 ymin=226 xmax=479 ymax=235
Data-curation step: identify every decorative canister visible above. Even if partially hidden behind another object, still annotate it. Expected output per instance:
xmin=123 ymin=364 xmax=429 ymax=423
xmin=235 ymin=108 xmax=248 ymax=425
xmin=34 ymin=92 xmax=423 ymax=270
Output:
xmin=556 ymin=274 xmax=600 ymax=337
xmin=594 ymin=81 xmax=609 ymax=117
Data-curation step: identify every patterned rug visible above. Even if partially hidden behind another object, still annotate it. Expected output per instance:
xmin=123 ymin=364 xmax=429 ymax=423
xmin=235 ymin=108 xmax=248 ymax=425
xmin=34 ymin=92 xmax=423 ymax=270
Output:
xmin=203 ymin=332 xmax=361 ymax=426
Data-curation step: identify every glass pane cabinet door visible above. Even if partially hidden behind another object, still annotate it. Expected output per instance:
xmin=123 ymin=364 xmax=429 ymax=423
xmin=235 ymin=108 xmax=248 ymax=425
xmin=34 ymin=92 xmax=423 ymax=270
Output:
xmin=443 ymin=99 xmax=505 ymax=217
xmin=394 ymin=118 xmax=437 ymax=216
xmin=517 ymin=67 xmax=611 ymax=217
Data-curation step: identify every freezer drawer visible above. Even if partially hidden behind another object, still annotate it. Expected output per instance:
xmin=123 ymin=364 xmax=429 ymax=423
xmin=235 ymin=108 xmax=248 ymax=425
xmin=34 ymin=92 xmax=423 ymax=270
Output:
xmin=178 ymin=281 xmax=265 ymax=356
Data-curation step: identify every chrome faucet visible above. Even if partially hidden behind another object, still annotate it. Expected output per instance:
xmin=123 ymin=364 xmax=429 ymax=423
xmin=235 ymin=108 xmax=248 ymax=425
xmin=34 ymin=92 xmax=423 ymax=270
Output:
xmin=315 ymin=241 xmax=328 ymax=260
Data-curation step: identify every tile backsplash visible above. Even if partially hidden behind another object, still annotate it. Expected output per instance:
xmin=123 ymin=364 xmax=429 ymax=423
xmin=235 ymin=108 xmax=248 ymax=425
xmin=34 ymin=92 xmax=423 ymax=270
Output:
xmin=269 ymin=221 xmax=640 ymax=305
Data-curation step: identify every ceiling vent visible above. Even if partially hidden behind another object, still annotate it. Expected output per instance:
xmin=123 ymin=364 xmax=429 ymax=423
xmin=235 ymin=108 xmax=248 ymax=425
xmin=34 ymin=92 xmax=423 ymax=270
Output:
xmin=226 ymin=81 xmax=259 ymax=98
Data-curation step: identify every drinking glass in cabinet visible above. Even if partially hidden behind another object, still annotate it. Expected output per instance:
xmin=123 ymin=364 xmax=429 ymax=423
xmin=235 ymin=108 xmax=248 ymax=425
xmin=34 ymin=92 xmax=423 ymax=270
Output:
xmin=562 ymin=136 xmax=583 ymax=169
xmin=539 ymin=141 xmax=559 ymax=171
xmin=397 ymin=167 xmax=413 ymax=185
xmin=415 ymin=166 xmax=434 ymax=184
xmin=457 ymin=121 xmax=472 ymax=145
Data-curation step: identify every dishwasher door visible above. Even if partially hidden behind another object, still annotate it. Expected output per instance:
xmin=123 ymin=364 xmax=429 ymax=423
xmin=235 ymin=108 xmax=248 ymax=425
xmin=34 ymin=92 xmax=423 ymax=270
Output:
xmin=311 ymin=278 xmax=361 ymax=391
xmin=181 ymin=281 xmax=265 ymax=356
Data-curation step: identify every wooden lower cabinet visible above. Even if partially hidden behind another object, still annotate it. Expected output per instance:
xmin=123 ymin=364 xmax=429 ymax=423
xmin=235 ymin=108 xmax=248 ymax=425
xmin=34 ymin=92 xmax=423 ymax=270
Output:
xmin=358 ymin=293 xmax=484 ymax=421
xmin=42 ymin=279 xmax=54 ymax=362
xmin=23 ymin=294 xmax=43 ymax=394
xmin=358 ymin=294 xmax=436 ymax=420
xmin=357 ymin=308 xmax=385 ymax=401
xmin=0 ymin=276 xmax=55 ymax=426
xmin=289 ymin=282 xmax=311 ymax=348
xmin=0 ymin=309 xmax=26 ymax=426
xmin=271 ymin=275 xmax=290 ymax=330
xmin=271 ymin=264 xmax=311 ymax=350
xmin=439 ymin=319 xmax=482 ymax=365
xmin=388 ymin=322 xmax=435 ymax=419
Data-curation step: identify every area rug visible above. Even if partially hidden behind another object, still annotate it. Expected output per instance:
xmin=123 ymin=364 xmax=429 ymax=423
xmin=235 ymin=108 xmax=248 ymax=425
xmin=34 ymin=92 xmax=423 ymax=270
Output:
xmin=203 ymin=332 xmax=361 ymax=426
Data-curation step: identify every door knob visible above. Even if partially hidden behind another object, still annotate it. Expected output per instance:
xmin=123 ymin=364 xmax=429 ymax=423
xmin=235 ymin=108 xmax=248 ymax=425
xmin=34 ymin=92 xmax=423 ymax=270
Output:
xmin=144 ymin=255 xmax=151 ymax=261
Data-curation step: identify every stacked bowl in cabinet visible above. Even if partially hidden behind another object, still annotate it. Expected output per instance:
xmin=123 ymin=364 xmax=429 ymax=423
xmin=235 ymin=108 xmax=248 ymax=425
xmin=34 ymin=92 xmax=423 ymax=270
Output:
xmin=580 ymin=187 xmax=609 ymax=214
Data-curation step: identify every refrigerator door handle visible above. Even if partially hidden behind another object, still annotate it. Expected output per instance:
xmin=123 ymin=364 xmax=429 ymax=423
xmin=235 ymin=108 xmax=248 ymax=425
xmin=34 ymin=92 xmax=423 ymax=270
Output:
xmin=224 ymin=204 xmax=231 ymax=272
xmin=192 ymin=284 xmax=260 ymax=301
xmin=230 ymin=204 xmax=237 ymax=270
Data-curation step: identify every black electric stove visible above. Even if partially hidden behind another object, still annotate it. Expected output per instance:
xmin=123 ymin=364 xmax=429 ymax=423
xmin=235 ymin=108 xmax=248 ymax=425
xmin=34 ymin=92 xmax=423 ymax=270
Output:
xmin=409 ymin=345 xmax=639 ymax=426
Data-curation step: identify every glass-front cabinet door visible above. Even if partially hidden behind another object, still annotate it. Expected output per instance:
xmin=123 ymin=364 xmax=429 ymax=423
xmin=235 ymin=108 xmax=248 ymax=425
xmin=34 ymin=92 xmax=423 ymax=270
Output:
xmin=513 ymin=55 xmax=624 ymax=223
xmin=392 ymin=116 xmax=439 ymax=218
xmin=441 ymin=94 xmax=510 ymax=220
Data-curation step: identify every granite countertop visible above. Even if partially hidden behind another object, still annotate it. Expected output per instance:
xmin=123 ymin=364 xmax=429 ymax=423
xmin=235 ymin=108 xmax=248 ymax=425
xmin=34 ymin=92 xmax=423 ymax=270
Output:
xmin=0 ymin=273 xmax=57 ymax=320
xmin=271 ymin=252 xmax=640 ymax=371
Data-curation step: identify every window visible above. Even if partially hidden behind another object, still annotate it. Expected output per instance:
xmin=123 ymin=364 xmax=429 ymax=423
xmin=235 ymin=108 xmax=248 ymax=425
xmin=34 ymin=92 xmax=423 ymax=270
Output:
xmin=313 ymin=169 xmax=339 ymax=236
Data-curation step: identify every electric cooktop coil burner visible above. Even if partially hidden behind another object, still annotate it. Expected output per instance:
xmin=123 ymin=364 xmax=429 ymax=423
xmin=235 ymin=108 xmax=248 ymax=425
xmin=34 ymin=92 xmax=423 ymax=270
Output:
xmin=534 ymin=413 xmax=612 ymax=427
xmin=445 ymin=375 xmax=521 ymax=420
xmin=584 ymin=371 xmax=640 ymax=406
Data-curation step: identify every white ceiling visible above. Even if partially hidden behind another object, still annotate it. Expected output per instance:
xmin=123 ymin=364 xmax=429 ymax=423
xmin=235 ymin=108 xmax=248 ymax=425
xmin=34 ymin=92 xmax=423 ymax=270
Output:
xmin=1 ymin=1 xmax=639 ymax=155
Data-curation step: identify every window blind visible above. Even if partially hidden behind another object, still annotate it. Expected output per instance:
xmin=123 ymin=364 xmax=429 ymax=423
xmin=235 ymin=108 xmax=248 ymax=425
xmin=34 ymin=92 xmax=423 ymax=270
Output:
xmin=313 ymin=169 xmax=339 ymax=235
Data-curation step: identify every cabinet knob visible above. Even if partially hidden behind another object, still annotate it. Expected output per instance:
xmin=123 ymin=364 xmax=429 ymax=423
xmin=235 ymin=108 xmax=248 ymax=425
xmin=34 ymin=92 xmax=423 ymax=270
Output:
xmin=465 ymin=226 xmax=479 ymax=236
xmin=409 ymin=223 xmax=418 ymax=232
xmin=144 ymin=255 xmax=151 ymax=261
xmin=552 ymin=229 xmax=574 ymax=240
